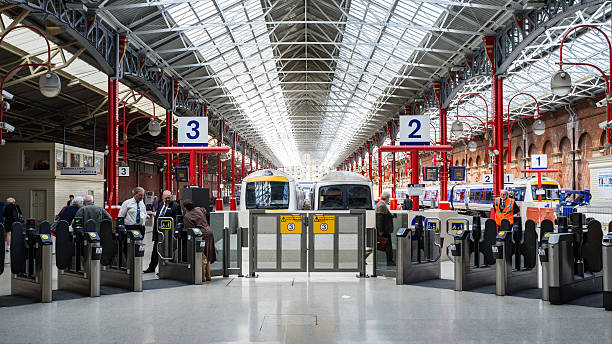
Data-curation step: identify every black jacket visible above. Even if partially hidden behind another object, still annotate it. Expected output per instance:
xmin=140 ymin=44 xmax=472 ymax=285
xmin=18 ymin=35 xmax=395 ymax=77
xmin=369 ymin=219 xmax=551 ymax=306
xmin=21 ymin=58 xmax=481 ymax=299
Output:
xmin=152 ymin=201 xmax=182 ymax=239
xmin=3 ymin=203 xmax=23 ymax=232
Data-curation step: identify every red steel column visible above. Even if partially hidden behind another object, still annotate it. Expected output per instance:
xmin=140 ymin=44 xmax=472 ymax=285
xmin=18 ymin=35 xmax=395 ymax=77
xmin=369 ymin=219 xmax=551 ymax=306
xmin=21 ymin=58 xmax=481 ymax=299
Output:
xmin=493 ymin=75 xmax=505 ymax=196
xmin=411 ymin=150 xmax=419 ymax=210
xmin=165 ymin=109 xmax=174 ymax=193
xmin=106 ymin=76 xmax=119 ymax=209
xmin=230 ymin=135 xmax=237 ymax=210
xmin=377 ymin=146 xmax=382 ymax=200
xmin=440 ymin=108 xmax=449 ymax=202
xmin=389 ymin=122 xmax=397 ymax=210
xmin=189 ymin=150 xmax=197 ymax=186
xmin=216 ymin=151 xmax=223 ymax=210
xmin=241 ymin=147 xmax=246 ymax=179
xmin=368 ymin=143 xmax=372 ymax=181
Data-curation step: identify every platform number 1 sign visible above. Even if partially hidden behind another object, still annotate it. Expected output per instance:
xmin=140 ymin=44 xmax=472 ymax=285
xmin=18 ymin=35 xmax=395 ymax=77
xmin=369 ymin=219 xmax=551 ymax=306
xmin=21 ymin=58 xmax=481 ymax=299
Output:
xmin=177 ymin=117 xmax=208 ymax=147
xmin=531 ymin=154 xmax=547 ymax=169
xmin=400 ymin=115 xmax=430 ymax=146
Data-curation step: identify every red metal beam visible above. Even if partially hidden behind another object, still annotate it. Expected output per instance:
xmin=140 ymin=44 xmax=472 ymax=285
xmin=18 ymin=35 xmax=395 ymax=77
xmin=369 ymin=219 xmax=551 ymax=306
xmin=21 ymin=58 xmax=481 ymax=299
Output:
xmin=379 ymin=145 xmax=453 ymax=153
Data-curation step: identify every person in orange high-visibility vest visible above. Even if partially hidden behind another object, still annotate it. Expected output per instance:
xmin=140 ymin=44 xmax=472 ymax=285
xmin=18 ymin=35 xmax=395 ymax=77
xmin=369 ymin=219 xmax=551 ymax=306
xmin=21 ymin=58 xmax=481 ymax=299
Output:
xmin=493 ymin=189 xmax=520 ymax=227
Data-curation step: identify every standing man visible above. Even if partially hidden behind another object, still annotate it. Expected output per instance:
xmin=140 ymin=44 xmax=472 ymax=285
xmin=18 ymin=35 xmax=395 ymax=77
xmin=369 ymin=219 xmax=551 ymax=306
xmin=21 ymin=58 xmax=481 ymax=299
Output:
xmin=118 ymin=187 xmax=148 ymax=236
xmin=375 ymin=191 xmax=396 ymax=266
xmin=493 ymin=189 xmax=520 ymax=228
xmin=74 ymin=195 xmax=112 ymax=232
xmin=144 ymin=190 xmax=181 ymax=273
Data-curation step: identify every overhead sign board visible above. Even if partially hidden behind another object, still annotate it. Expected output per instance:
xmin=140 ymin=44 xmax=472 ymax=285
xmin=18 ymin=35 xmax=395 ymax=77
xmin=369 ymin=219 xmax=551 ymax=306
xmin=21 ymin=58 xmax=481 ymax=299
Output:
xmin=450 ymin=166 xmax=466 ymax=181
xmin=118 ymin=166 xmax=129 ymax=177
xmin=504 ymin=174 xmax=515 ymax=184
xmin=406 ymin=183 xmax=426 ymax=196
xmin=177 ymin=117 xmax=208 ymax=147
xmin=422 ymin=166 xmax=439 ymax=181
xmin=400 ymin=115 xmax=430 ymax=146
xmin=531 ymin=154 xmax=548 ymax=169
xmin=61 ymin=167 xmax=97 ymax=175
xmin=483 ymin=174 xmax=493 ymax=184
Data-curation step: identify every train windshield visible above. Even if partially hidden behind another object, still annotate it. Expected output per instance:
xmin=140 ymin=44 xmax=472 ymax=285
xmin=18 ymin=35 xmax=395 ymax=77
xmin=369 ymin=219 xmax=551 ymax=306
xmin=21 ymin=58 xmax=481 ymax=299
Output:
xmin=531 ymin=184 xmax=559 ymax=201
xmin=245 ymin=181 xmax=290 ymax=209
xmin=318 ymin=184 xmax=372 ymax=210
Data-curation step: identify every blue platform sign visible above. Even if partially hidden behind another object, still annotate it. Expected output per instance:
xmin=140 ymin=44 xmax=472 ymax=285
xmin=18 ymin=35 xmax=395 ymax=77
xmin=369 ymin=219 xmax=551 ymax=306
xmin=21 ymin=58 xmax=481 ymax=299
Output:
xmin=450 ymin=166 xmax=466 ymax=181
xmin=422 ymin=166 xmax=439 ymax=181
xmin=175 ymin=166 xmax=189 ymax=183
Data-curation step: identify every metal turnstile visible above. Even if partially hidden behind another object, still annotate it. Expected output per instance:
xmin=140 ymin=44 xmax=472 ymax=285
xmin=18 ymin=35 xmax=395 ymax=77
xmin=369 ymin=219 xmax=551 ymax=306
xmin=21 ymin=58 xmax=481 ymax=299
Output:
xmin=493 ymin=218 xmax=538 ymax=296
xmin=396 ymin=216 xmax=443 ymax=284
xmin=546 ymin=213 xmax=603 ymax=305
xmin=538 ymin=219 xmax=556 ymax=301
xmin=100 ymin=217 xmax=145 ymax=291
xmin=9 ymin=219 xmax=53 ymax=302
xmin=157 ymin=217 xmax=205 ymax=284
xmin=450 ymin=216 xmax=497 ymax=291
xmin=603 ymin=232 xmax=612 ymax=311
xmin=56 ymin=218 xmax=102 ymax=297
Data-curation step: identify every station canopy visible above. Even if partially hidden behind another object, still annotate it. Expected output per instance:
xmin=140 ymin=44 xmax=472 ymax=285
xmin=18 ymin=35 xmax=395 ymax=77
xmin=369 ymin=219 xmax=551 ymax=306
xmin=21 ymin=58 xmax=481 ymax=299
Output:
xmin=96 ymin=0 xmax=611 ymax=168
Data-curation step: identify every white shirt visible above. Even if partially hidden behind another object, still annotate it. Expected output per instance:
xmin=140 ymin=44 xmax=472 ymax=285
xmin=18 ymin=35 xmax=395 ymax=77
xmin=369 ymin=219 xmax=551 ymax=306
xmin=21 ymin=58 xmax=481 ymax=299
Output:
xmin=118 ymin=197 xmax=148 ymax=225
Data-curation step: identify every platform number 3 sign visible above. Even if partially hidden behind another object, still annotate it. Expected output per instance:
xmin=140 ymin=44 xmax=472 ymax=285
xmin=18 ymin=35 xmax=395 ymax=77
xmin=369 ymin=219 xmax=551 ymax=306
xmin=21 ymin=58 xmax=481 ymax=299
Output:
xmin=177 ymin=117 xmax=208 ymax=147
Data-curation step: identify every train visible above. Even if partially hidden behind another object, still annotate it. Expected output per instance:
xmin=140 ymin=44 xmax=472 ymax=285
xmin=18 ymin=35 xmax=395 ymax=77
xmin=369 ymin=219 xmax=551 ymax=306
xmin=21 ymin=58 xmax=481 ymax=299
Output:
xmin=390 ymin=176 xmax=561 ymax=217
xmin=311 ymin=171 xmax=375 ymax=210
xmin=239 ymin=169 xmax=298 ymax=211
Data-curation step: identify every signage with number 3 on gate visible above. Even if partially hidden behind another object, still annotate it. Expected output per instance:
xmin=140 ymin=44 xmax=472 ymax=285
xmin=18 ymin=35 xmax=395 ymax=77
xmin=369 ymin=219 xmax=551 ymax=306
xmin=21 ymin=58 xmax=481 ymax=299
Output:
xmin=177 ymin=117 xmax=208 ymax=147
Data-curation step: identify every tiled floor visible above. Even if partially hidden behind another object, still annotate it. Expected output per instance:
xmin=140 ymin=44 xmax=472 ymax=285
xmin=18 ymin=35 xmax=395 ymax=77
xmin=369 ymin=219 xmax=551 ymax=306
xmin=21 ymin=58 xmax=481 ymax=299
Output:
xmin=0 ymin=234 xmax=610 ymax=343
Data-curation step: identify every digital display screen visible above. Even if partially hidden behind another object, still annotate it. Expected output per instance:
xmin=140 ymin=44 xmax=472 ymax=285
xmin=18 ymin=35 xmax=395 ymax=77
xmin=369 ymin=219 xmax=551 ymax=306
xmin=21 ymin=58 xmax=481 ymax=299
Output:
xmin=422 ymin=167 xmax=439 ymax=181
xmin=175 ymin=166 xmax=189 ymax=183
xmin=451 ymin=166 xmax=466 ymax=181
xmin=450 ymin=222 xmax=464 ymax=232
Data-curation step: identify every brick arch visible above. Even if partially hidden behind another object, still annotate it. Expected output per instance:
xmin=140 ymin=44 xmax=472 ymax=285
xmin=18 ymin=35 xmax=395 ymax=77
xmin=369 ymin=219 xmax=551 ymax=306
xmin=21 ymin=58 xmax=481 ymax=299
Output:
xmin=600 ymin=130 xmax=607 ymax=146
xmin=461 ymin=158 xmax=465 ymax=165
xmin=542 ymin=140 xmax=553 ymax=155
xmin=528 ymin=143 xmax=537 ymax=157
xmin=514 ymin=145 xmax=524 ymax=176
xmin=577 ymin=132 xmax=593 ymax=189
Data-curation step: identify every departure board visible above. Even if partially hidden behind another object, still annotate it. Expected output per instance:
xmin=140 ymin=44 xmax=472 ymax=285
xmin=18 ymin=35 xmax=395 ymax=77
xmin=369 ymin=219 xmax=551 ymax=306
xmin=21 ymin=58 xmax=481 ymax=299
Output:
xmin=175 ymin=166 xmax=189 ymax=183
xmin=422 ymin=166 xmax=439 ymax=181
xmin=450 ymin=166 xmax=466 ymax=181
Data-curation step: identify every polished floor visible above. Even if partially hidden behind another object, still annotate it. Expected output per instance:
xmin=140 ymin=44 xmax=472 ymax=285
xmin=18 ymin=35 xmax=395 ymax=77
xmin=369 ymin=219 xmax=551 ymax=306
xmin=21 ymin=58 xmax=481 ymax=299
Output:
xmin=0 ymin=234 xmax=610 ymax=343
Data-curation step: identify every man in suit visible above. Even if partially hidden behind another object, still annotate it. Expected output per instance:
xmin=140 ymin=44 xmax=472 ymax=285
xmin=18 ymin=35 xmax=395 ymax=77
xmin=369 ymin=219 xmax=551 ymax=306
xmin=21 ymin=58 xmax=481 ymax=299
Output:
xmin=144 ymin=190 xmax=182 ymax=273
xmin=375 ymin=191 xmax=396 ymax=266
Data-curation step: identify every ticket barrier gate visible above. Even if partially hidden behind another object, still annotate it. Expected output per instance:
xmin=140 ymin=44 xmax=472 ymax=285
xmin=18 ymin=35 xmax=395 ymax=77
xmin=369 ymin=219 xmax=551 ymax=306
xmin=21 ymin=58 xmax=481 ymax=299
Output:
xmin=99 ymin=218 xmax=144 ymax=292
xmin=157 ymin=216 xmax=205 ymax=285
xmin=55 ymin=218 xmax=101 ymax=297
xmin=450 ymin=217 xmax=497 ymax=291
xmin=538 ymin=219 xmax=556 ymax=301
xmin=603 ymin=231 xmax=612 ymax=310
xmin=493 ymin=218 xmax=538 ymax=296
xmin=8 ymin=219 xmax=53 ymax=302
xmin=396 ymin=216 xmax=443 ymax=284
xmin=542 ymin=213 xmax=603 ymax=305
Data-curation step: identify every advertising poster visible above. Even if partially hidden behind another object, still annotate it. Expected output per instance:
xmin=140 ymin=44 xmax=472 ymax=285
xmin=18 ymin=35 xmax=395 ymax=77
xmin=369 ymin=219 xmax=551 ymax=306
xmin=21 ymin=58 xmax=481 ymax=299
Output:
xmin=599 ymin=171 xmax=612 ymax=199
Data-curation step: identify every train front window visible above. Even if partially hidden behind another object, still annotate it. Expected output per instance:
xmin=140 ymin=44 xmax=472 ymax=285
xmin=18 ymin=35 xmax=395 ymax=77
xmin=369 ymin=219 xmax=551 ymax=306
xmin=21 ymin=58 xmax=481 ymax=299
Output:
xmin=531 ymin=184 xmax=559 ymax=200
xmin=319 ymin=186 xmax=344 ymax=209
xmin=245 ymin=181 xmax=289 ymax=209
xmin=347 ymin=185 xmax=372 ymax=209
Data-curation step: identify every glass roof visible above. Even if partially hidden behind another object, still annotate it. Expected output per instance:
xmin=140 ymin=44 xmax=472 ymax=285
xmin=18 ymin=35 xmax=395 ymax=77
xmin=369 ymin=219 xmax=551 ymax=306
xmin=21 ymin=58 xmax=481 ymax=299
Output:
xmin=166 ymin=0 xmax=299 ymax=166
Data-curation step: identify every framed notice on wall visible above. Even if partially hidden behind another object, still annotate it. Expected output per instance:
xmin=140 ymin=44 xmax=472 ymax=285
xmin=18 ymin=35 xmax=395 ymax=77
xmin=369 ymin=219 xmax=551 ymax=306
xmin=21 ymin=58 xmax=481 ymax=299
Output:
xmin=598 ymin=171 xmax=612 ymax=199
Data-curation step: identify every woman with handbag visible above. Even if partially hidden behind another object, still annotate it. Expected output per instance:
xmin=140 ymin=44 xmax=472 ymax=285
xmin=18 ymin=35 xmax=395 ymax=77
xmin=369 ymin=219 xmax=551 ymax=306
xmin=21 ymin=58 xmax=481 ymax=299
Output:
xmin=375 ymin=192 xmax=396 ymax=266
xmin=182 ymin=199 xmax=216 ymax=281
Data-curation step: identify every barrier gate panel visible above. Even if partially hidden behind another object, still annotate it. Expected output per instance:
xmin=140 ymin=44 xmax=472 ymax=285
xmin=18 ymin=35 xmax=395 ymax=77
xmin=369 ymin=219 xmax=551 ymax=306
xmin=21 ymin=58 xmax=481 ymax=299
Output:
xmin=251 ymin=212 xmax=307 ymax=272
xmin=209 ymin=212 xmax=243 ymax=277
xmin=210 ymin=213 xmax=225 ymax=277
xmin=309 ymin=212 xmax=365 ymax=273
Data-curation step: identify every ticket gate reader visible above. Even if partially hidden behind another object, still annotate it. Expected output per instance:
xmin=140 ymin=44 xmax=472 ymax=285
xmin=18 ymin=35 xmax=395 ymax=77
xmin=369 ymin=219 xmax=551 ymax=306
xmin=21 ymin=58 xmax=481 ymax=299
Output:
xmin=545 ymin=213 xmax=603 ymax=305
xmin=100 ymin=217 xmax=144 ymax=291
xmin=56 ymin=218 xmax=101 ymax=297
xmin=396 ymin=216 xmax=443 ymax=284
xmin=450 ymin=217 xmax=497 ymax=291
xmin=157 ymin=217 xmax=205 ymax=284
xmin=9 ymin=219 xmax=53 ymax=302
xmin=603 ymin=232 xmax=612 ymax=310
xmin=493 ymin=218 xmax=538 ymax=296
xmin=538 ymin=219 xmax=556 ymax=301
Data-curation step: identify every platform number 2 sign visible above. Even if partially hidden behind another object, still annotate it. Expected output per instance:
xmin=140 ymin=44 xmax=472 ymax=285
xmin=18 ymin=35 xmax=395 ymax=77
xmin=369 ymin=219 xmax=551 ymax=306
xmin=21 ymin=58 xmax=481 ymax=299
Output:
xmin=400 ymin=115 xmax=430 ymax=145
xmin=177 ymin=117 xmax=208 ymax=147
